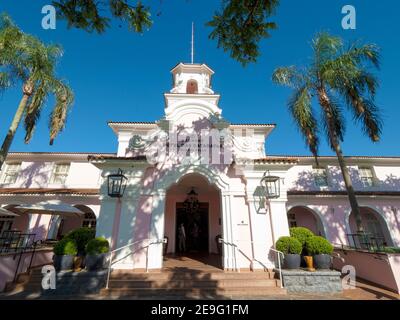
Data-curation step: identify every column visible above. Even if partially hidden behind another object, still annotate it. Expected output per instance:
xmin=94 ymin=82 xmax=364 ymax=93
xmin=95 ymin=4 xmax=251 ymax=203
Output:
xmin=221 ymin=192 xmax=234 ymax=270
xmin=147 ymin=191 xmax=166 ymax=270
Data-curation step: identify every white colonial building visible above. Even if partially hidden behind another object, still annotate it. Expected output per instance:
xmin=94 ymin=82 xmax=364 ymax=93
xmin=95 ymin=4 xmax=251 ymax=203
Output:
xmin=1 ymin=62 xmax=400 ymax=274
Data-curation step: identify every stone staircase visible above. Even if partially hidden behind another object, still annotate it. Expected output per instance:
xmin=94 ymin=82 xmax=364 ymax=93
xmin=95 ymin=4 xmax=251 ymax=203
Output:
xmin=3 ymin=255 xmax=287 ymax=299
xmin=101 ymin=255 xmax=287 ymax=299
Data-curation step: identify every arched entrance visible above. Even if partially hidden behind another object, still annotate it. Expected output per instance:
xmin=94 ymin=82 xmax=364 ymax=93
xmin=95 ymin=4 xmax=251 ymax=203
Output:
xmin=287 ymin=206 xmax=327 ymax=237
xmin=348 ymin=206 xmax=394 ymax=247
xmin=164 ymin=173 xmax=222 ymax=267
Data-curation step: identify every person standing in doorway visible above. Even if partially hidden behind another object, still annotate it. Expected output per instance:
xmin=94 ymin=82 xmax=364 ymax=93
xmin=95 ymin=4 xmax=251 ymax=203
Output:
xmin=178 ymin=223 xmax=186 ymax=253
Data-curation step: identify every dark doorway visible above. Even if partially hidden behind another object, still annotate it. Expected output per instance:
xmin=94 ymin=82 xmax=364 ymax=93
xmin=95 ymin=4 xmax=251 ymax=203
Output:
xmin=186 ymin=80 xmax=198 ymax=94
xmin=175 ymin=202 xmax=209 ymax=253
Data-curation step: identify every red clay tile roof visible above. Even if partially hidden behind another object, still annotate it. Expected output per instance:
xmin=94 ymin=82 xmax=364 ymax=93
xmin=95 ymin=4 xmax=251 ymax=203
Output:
xmin=0 ymin=188 xmax=99 ymax=195
xmin=253 ymin=157 xmax=299 ymax=164
xmin=88 ymin=155 xmax=147 ymax=161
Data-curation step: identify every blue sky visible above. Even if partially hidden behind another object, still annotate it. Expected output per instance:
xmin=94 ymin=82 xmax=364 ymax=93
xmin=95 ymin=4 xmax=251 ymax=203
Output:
xmin=0 ymin=0 xmax=399 ymax=156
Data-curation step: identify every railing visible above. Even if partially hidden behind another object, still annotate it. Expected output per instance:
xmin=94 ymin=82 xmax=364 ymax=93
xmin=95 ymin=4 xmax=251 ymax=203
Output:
xmin=346 ymin=233 xmax=386 ymax=252
xmin=105 ymin=238 xmax=167 ymax=289
xmin=218 ymin=238 xmax=239 ymax=272
xmin=269 ymin=248 xmax=284 ymax=288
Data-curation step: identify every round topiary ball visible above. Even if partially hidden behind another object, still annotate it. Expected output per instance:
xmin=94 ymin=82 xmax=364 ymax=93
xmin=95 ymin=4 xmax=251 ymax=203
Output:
xmin=276 ymin=236 xmax=302 ymax=255
xmin=85 ymin=237 xmax=110 ymax=255
xmin=305 ymin=236 xmax=334 ymax=255
xmin=289 ymin=227 xmax=314 ymax=246
xmin=54 ymin=238 xmax=78 ymax=256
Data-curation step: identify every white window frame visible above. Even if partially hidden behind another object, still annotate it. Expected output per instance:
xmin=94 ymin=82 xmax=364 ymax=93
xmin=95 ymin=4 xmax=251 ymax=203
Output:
xmin=359 ymin=167 xmax=375 ymax=188
xmin=50 ymin=163 xmax=70 ymax=185
xmin=313 ymin=166 xmax=329 ymax=188
xmin=1 ymin=163 xmax=21 ymax=184
xmin=287 ymin=212 xmax=297 ymax=228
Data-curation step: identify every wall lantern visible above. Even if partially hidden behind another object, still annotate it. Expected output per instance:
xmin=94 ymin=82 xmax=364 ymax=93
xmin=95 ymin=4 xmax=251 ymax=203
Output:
xmin=261 ymin=171 xmax=281 ymax=199
xmin=107 ymin=169 xmax=127 ymax=198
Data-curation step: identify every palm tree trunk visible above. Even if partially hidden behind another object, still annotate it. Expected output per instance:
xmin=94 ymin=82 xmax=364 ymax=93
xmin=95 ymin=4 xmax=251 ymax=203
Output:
xmin=0 ymin=80 xmax=33 ymax=170
xmin=318 ymin=87 xmax=364 ymax=233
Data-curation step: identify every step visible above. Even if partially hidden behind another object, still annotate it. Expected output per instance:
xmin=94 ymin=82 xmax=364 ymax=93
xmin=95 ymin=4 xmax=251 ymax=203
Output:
xmin=100 ymin=286 xmax=287 ymax=298
xmin=108 ymin=279 xmax=279 ymax=289
xmin=110 ymin=272 xmax=276 ymax=281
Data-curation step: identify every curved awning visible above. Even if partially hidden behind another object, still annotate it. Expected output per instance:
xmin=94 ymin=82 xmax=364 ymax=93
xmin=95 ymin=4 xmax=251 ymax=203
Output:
xmin=14 ymin=200 xmax=84 ymax=217
xmin=0 ymin=207 xmax=20 ymax=217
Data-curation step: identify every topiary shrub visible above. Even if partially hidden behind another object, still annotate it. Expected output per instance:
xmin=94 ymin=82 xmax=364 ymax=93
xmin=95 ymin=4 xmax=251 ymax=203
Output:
xmin=290 ymin=227 xmax=314 ymax=246
xmin=276 ymin=236 xmax=302 ymax=255
xmin=54 ymin=238 xmax=78 ymax=256
xmin=86 ymin=237 xmax=110 ymax=255
xmin=64 ymin=227 xmax=95 ymax=255
xmin=305 ymin=236 xmax=334 ymax=255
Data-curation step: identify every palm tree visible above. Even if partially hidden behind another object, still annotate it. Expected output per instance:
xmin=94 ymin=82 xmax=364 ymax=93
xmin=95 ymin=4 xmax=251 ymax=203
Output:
xmin=0 ymin=13 xmax=74 ymax=170
xmin=272 ymin=33 xmax=382 ymax=233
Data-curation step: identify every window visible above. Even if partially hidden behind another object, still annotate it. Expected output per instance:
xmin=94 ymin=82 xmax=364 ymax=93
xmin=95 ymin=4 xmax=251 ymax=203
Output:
xmin=288 ymin=213 xmax=297 ymax=228
xmin=359 ymin=167 xmax=375 ymax=187
xmin=313 ymin=167 xmax=328 ymax=187
xmin=82 ymin=211 xmax=96 ymax=229
xmin=50 ymin=163 xmax=70 ymax=184
xmin=0 ymin=215 xmax=14 ymax=236
xmin=1 ymin=163 xmax=21 ymax=184
xmin=186 ymin=80 xmax=198 ymax=94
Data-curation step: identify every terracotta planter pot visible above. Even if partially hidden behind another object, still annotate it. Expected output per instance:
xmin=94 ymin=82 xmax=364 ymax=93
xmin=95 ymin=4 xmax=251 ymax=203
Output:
xmin=304 ymin=255 xmax=316 ymax=271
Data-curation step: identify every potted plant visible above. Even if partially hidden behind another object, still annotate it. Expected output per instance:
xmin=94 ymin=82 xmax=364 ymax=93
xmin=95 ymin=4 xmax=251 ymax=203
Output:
xmin=290 ymin=227 xmax=315 ymax=269
xmin=53 ymin=238 xmax=78 ymax=271
xmin=276 ymin=236 xmax=302 ymax=269
xmin=64 ymin=227 xmax=96 ymax=270
xmin=305 ymin=236 xmax=334 ymax=269
xmin=85 ymin=237 xmax=110 ymax=271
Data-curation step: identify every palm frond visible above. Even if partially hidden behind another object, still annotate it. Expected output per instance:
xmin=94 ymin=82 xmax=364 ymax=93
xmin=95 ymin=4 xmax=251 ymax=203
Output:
xmin=312 ymin=32 xmax=342 ymax=65
xmin=320 ymin=93 xmax=346 ymax=149
xmin=49 ymin=82 xmax=74 ymax=145
xmin=272 ymin=66 xmax=305 ymax=88
xmin=24 ymin=80 xmax=48 ymax=143
xmin=288 ymin=86 xmax=319 ymax=158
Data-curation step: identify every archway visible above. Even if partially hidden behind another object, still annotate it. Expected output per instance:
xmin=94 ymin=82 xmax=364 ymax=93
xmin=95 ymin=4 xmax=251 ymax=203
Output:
xmin=287 ymin=206 xmax=327 ymax=238
xmin=186 ymin=79 xmax=198 ymax=94
xmin=348 ymin=206 xmax=394 ymax=247
xmin=164 ymin=173 xmax=222 ymax=267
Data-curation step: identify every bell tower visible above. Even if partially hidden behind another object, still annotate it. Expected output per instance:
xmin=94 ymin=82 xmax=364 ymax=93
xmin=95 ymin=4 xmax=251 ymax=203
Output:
xmin=170 ymin=63 xmax=215 ymax=94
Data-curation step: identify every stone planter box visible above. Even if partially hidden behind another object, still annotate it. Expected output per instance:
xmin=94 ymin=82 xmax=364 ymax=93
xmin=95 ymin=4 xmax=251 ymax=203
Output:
xmin=280 ymin=269 xmax=342 ymax=294
xmin=42 ymin=270 xmax=107 ymax=296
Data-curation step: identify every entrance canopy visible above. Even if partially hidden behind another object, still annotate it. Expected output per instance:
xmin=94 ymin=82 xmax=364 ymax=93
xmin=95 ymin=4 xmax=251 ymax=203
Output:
xmin=13 ymin=200 xmax=84 ymax=217
xmin=0 ymin=207 xmax=20 ymax=217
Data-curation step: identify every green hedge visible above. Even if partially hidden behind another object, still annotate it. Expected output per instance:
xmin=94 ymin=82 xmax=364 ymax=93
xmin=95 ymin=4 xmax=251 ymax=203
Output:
xmin=305 ymin=236 xmax=333 ymax=255
xmin=54 ymin=238 xmax=78 ymax=256
xmin=86 ymin=237 xmax=110 ymax=255
xmin=64 ymin=227 xmax=95 ymax=254
xmin=379 ymin=247 xmax=400 ymax=254
xmin=290 ymin=227 xmax=314 ymax=246
xmin=276 ymin=236 xmax=302 ymax=254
